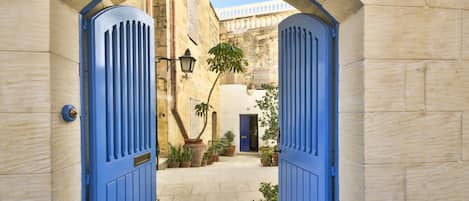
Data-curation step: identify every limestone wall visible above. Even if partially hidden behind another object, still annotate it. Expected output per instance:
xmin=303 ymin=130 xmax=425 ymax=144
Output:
xmin=220 ymin=10 xmax=298 ymax=88
xmin=338 ymin=7 xmax=365 ymax=201
xmin=362 ymin=1 xmax=469 ymax=200
xmin=155 ymin=0 xmax=221 ymax=156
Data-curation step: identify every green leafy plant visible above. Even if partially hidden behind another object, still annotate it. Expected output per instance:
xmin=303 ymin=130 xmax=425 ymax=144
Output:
xmin=180 ymin=147 xmax=193 ymax=162
xmin=260 ymin=151 xmax=272 ymax=166
xmin=208 ymin=139 xmax=225 ymax=155
xmin=194 ymin=43 xmax=248 ymax=140
xmin=255 ymin=84 xmax=279 ymax=146
xmin=222 ymin=131 xmax=235 ymax=146
xmin=252 ymin=182 xmax=278 ymax=201
xmin=203 ymin=152 xmax=209 ymax=160
xmin=168 ymin=144 xmax=181 ymax=163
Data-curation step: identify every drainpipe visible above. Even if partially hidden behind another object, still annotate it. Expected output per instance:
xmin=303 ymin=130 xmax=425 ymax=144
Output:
xmin=79 ymin=1 xmax=102 ymax=201
xmin=170 ymin=0 xmax=190 ymax=140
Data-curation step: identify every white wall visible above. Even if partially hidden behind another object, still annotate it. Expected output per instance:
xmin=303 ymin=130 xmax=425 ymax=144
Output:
xmin=219 ymin=84 xmax=269 ymax=152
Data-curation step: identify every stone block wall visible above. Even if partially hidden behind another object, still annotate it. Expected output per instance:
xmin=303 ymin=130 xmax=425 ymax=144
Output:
xmin=153 ymin=0 xmax=171 ymax=156
xmin=338 ymin=7 xmax=365 ymax=201
xmin=155 ymin=0 xmax=221 ymax=156
xmin=219 ymin=10 xmax=298 ymax=88
xmin=362 ymin=1 xmax=469 ymax=200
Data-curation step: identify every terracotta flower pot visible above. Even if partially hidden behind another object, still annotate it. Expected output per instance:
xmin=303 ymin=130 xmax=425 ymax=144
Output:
xmin=261 ymin=160 xmax=271 ymax=167
xmin=168 ymin=161 xmax=180 ymax=168
xmin=223 ymin=145 xmax=236 ymax=156
xmin=180 ymin=161 xmax=191 ymax=168
xmin=208 ymin=154 xmax=217 ymax=164
xmin=271 ymin=152 xmax=279 ymax=166
xmin=184 ymin=139 xmax=206 ymax=167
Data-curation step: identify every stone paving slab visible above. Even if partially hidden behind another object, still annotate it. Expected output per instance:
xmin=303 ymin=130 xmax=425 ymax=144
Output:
xmin=157 ymin=155 xmax=278 ymax=201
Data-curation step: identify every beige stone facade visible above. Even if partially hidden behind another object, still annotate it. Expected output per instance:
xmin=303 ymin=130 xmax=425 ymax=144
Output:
xmin=154 ymin=0 xmax=220 ymax=156
xmin=362 ymin=2 xmax=469 ymax=200
xmin=220 ymin=10 xmax=298 ymax=87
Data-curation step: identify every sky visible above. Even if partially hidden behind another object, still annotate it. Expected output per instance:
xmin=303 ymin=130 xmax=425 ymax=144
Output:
xmin=210 ymin=0 xmax=271 ymax=8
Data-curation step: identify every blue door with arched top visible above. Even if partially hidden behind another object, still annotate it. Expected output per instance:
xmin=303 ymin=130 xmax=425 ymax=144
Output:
xmin=278 ymin=13 xmax=335 ymax=201
xmin=87 ymin=6 xmax=156 ymax=201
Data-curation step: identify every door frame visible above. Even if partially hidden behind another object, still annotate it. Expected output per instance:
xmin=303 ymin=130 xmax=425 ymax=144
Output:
xmin=80 ymin=2 xmax=102 ymax=200
xmin=239 ymin=114 xmax=259 ymax=152
xmin=309 ymin=2 xmax=339 ymax=200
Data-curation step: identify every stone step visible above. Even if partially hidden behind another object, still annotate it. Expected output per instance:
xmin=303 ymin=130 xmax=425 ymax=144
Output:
xmin=158 ymin=157 xmax=168 ymax=170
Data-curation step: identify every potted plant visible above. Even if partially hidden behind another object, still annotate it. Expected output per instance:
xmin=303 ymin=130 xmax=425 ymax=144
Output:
xmin=261 ymin=151 xmax=272 ymax=167
xmin=180 ymin=147 xmax=192 ymax=168
xmin=168 ymin=144 xmax=181 ymax=168
xmin=207 ymin=145 xmax=217 ymax=165
xmin=179 ymin=43 xmax=247 ymax=167
xmin=222 ymin=131 xmax=236 ymax=156
xmin=257 ymin=182 xmax=278 ymax=201
xmin=271 ymin=145 xmax=279 ymax=166
xmin=260 ymin=147 xmax=273 ymax=167
xmin=213 ymin=139 xmax=225 ymax=161
xmin=201 ymin=152 xmax=208 ymax=166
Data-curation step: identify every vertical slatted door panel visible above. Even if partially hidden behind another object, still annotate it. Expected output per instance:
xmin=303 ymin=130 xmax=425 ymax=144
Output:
xmin=278 ymin=14 xmax=333 ymax=201
xmin=88 ymin=6 xmax=156 ymax=201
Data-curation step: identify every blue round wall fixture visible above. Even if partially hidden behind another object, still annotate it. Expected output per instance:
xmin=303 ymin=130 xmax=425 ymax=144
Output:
xmin=62 ymin=105 xmax=78 ymax=122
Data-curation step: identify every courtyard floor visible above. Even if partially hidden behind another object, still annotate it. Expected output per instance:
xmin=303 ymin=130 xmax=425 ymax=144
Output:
xmin=157 ymin=154 xmax=278 ymax=201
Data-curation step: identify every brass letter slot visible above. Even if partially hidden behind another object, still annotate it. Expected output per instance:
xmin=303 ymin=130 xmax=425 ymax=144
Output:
xmin=134 ymin=152 xmax=151 ymax=167
xmin=241 ymin=136 xmax=247 ymax=139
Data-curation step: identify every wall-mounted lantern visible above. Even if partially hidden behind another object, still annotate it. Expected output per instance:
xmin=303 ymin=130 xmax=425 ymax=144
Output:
xmin=179 ymin=49 xmax=196 ymax=74
xmin=157 ymin=48 xmax=197 ymax=76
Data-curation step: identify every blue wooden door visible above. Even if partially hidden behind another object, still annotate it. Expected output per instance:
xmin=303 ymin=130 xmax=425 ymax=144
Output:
xmin=240 ymin=115 xmax=251 ymax=152
xmin=278 ymin=14 xmax=334 ymax=201
xmin=87 ymin=6 xmax=156 ymax=201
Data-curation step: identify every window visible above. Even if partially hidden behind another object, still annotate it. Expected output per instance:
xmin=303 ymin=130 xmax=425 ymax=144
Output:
xmin=187 ymin=0 xmax=199 ymax=45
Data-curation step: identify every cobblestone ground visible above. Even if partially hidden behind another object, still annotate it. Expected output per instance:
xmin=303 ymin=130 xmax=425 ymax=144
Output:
xmin=157 ymin=154 xmax=278 ymax=201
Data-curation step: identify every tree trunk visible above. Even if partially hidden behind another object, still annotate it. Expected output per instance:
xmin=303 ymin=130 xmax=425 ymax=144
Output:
xmin=196 ymin=73 xmax=222 ymax=139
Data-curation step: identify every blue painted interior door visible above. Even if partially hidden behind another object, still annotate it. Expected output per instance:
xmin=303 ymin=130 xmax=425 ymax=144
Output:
xmin=240 ymin=115 xmax=251 ymax=152
xmin=278 ymin=14 xmax=334 ymax=201
xmin=88 ymin=6 xmax=156 ymax=201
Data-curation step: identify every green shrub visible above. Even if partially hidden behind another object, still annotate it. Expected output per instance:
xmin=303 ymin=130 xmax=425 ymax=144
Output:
xmin=222 ymin=131 xmax=235 ymax=146
xmin=260 ymin=151 xmax=272 ymax=165
xmin=168 ymin=144 xmax=181 ymax=163
xmin=253 ymin=182 xmax=278 ymax=201
xmin=255 ymin=85 xmax=279 ymax=146
xmin=180 ymin=147 xmax=193 ymax=162
xmin=208 ymin=139 xmax=225 ymax=155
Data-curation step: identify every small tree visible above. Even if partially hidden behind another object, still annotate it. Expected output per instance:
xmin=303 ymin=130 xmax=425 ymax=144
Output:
xmin=194 ymin=43 xmax=248 ymax=139
xmin=255 ymin=84 xmax=279 ymax=146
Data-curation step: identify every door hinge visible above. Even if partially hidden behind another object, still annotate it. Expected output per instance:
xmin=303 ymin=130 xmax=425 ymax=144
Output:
xmin=85 ymin=175 xmax=90 ymax=184
xmin=331 ymin=166 xmax=337 ymax=177
xmin=82 ymin=20 xmax=89 ymax=30
xmin=331 ymin=29 xmax=337 ymax=38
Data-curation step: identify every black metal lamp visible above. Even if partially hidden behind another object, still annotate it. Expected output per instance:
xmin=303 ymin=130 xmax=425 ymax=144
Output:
xmin=179 ymin=49 xmax=196 ymax=73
